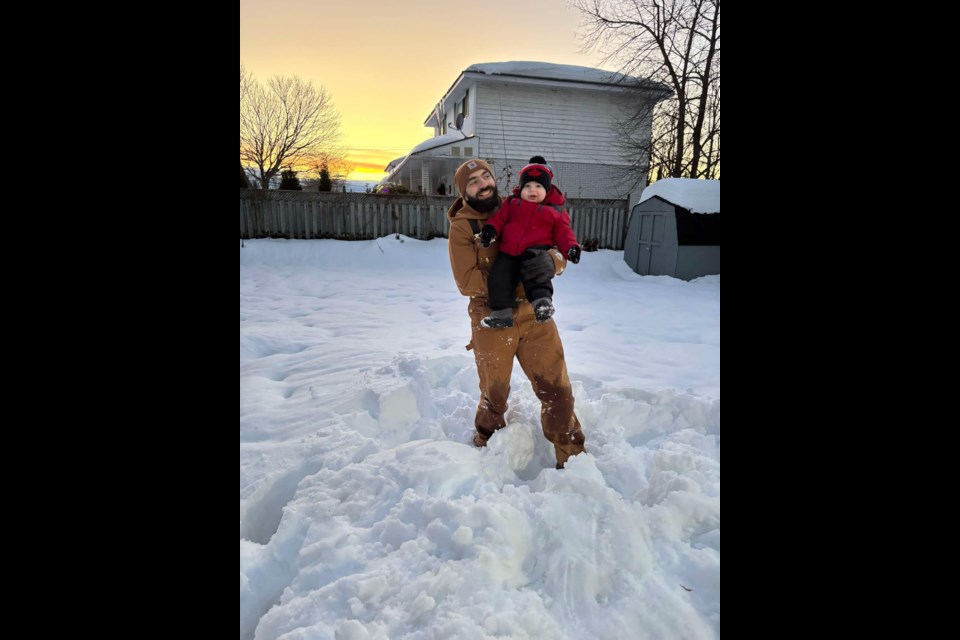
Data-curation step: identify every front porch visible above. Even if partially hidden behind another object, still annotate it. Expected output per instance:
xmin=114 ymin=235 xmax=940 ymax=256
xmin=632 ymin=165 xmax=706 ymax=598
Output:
xmin=384 ymin=134 xmax=479 ymax=196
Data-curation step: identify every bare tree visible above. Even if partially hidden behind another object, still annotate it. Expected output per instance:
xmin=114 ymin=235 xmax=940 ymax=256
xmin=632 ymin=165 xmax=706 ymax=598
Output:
xmin=307 ymin=150 xmax=354 ymax=190
xmin=575 ymin=0 xmax=720 ymax=182
xmin=240 ymin=64 xmax=250 ymax=99
xmin=240 ymin=71 xmax=343 ymax=189
xmin=699 ymin=72 xmax=720 ymax=179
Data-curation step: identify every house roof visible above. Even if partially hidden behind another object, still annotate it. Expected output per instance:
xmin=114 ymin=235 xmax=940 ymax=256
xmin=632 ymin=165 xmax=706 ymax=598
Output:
xmin=383 ymin=133 xmax=476 ymax=177
xmin=638 ymin=178 xmax=720 ymax=214
xmin=424 ymin=60 xmax=669 ymax=126
xmin=384 ymin=156 xmax=406 ymax=173
xmin=465 ymin=61 xmax=631 ymax=84
xmin=409 ymin=132 xmax=471 ymax=154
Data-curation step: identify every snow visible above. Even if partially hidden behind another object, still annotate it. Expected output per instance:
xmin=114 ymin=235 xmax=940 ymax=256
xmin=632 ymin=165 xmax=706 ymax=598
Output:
xmin=638 ymin=178 xmax=720 ymax=214
xmin=240 ymin=236 xmax=720 ymax=639
xmin=384 ymin=157 xmax=406 ymax=172
xmin=409 ymin=132 xmax=471 ymax=154
xmin=385 ymin=133 xmax=474 ymax=177
xmin=466 ymin=61 xmax=631 ymax=85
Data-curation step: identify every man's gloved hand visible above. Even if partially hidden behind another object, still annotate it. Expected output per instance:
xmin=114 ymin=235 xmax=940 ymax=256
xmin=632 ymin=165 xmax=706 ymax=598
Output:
xmin=567 ymin=245 xmax=581 ymax=264
xmin=520 ymin=248 xmax=556 ymax=283
xmin=480 ymin=224 xmax=497 ymax=247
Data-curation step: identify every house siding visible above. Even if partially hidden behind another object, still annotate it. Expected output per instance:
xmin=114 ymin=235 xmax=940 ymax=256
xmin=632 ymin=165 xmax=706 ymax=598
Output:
xmin=473 ymin=82 xmax=634 ymax=166
xmin=466 ymin=82 xmax=644 ymax=199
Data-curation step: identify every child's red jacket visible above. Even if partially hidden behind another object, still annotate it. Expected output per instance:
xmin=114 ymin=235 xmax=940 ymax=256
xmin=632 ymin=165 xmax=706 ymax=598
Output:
xmin=486 ymin=186 xmax=580 ymax=257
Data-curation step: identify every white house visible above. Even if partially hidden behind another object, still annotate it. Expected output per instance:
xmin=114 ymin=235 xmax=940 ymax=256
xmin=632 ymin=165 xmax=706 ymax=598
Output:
xmin=383 ymin=61 xmax=670 ymax=201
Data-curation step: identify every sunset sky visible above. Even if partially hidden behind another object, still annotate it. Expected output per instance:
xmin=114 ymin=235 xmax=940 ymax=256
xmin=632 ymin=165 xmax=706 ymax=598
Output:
xmin=240 ymin=0 xmax=614 ymax=183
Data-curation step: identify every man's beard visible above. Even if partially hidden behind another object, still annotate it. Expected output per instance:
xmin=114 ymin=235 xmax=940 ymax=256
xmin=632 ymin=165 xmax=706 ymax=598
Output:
xmin=466 ymin=185 xmax=499 ymax=213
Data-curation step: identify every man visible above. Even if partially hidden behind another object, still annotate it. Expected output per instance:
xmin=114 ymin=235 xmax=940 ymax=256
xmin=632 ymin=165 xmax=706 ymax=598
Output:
xmin=447 ymin=158 xmax=586 ymax=468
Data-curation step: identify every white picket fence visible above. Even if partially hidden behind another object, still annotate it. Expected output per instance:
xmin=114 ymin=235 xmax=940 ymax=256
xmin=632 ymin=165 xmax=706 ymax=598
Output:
xmin=240 ymin=191 xmax=628 ymax=249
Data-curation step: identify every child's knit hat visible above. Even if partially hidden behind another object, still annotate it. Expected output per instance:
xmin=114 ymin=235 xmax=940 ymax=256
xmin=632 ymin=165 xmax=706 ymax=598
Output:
xmin=518 ymin=156 xmax=552 ymax=192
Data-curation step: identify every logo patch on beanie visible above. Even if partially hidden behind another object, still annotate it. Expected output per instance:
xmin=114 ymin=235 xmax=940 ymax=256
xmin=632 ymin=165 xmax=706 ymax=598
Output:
xmin=466 ymin=161 xmax=478 ymax=169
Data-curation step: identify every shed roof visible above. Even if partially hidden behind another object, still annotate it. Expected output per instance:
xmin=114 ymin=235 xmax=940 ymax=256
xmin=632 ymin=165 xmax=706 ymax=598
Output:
xmin=638 ymin=179 xmax=720 ymax=214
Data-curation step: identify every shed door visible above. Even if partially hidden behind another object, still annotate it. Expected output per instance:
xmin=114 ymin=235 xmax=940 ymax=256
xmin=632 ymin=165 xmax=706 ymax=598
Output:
xmin=635 ymin=213 xmax=666 ymax=275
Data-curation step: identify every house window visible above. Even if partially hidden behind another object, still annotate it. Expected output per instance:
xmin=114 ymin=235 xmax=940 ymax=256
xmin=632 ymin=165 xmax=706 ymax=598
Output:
xmin=463 ymin=89 xmax=469 ymax=117
xmin=463 ymin=148 xmax=473 ymax=157
xmin=451 ymin=147 xmax=460 ymax=157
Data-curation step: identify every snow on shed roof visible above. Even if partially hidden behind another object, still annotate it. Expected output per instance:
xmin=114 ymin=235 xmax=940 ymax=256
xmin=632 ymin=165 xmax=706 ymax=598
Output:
xmin=638 ymin=178 xmax=720 ymax=214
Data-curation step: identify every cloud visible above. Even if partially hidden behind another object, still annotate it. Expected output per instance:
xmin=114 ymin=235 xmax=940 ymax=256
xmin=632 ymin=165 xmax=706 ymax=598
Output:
xmin=350 ymin=161 xmax=391 ymax=173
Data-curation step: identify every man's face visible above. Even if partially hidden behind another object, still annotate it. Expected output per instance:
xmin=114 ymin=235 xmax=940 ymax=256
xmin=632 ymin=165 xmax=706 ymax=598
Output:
xmin=464 ymin=169 xmax=496 ymax=200
xmin=463 ymin=168 xmax=499 ymax=213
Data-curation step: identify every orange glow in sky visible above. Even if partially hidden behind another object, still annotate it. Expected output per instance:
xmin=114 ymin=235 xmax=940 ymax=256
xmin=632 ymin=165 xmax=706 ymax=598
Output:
xmin=240 ymin=0 xmax=611 ymax=183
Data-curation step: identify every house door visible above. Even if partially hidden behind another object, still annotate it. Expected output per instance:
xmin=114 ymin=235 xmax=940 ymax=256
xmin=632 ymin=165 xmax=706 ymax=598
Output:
xmin=634 ymin=213 xmax=666 ymax=275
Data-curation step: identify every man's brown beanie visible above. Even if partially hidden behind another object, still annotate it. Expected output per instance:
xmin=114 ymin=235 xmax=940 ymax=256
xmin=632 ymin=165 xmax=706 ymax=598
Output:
xmin=454 ymin=159 xmax=494 ymax=197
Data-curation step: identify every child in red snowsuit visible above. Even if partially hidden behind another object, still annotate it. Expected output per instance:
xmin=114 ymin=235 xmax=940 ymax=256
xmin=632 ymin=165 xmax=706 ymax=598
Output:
xmin=479 ymin=157 xmax=582 ymax=328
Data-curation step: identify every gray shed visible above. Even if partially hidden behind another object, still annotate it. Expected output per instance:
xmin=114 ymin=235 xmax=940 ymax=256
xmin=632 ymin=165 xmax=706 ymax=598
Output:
xmin=624 ymin=178 xmax=720 ymax=279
